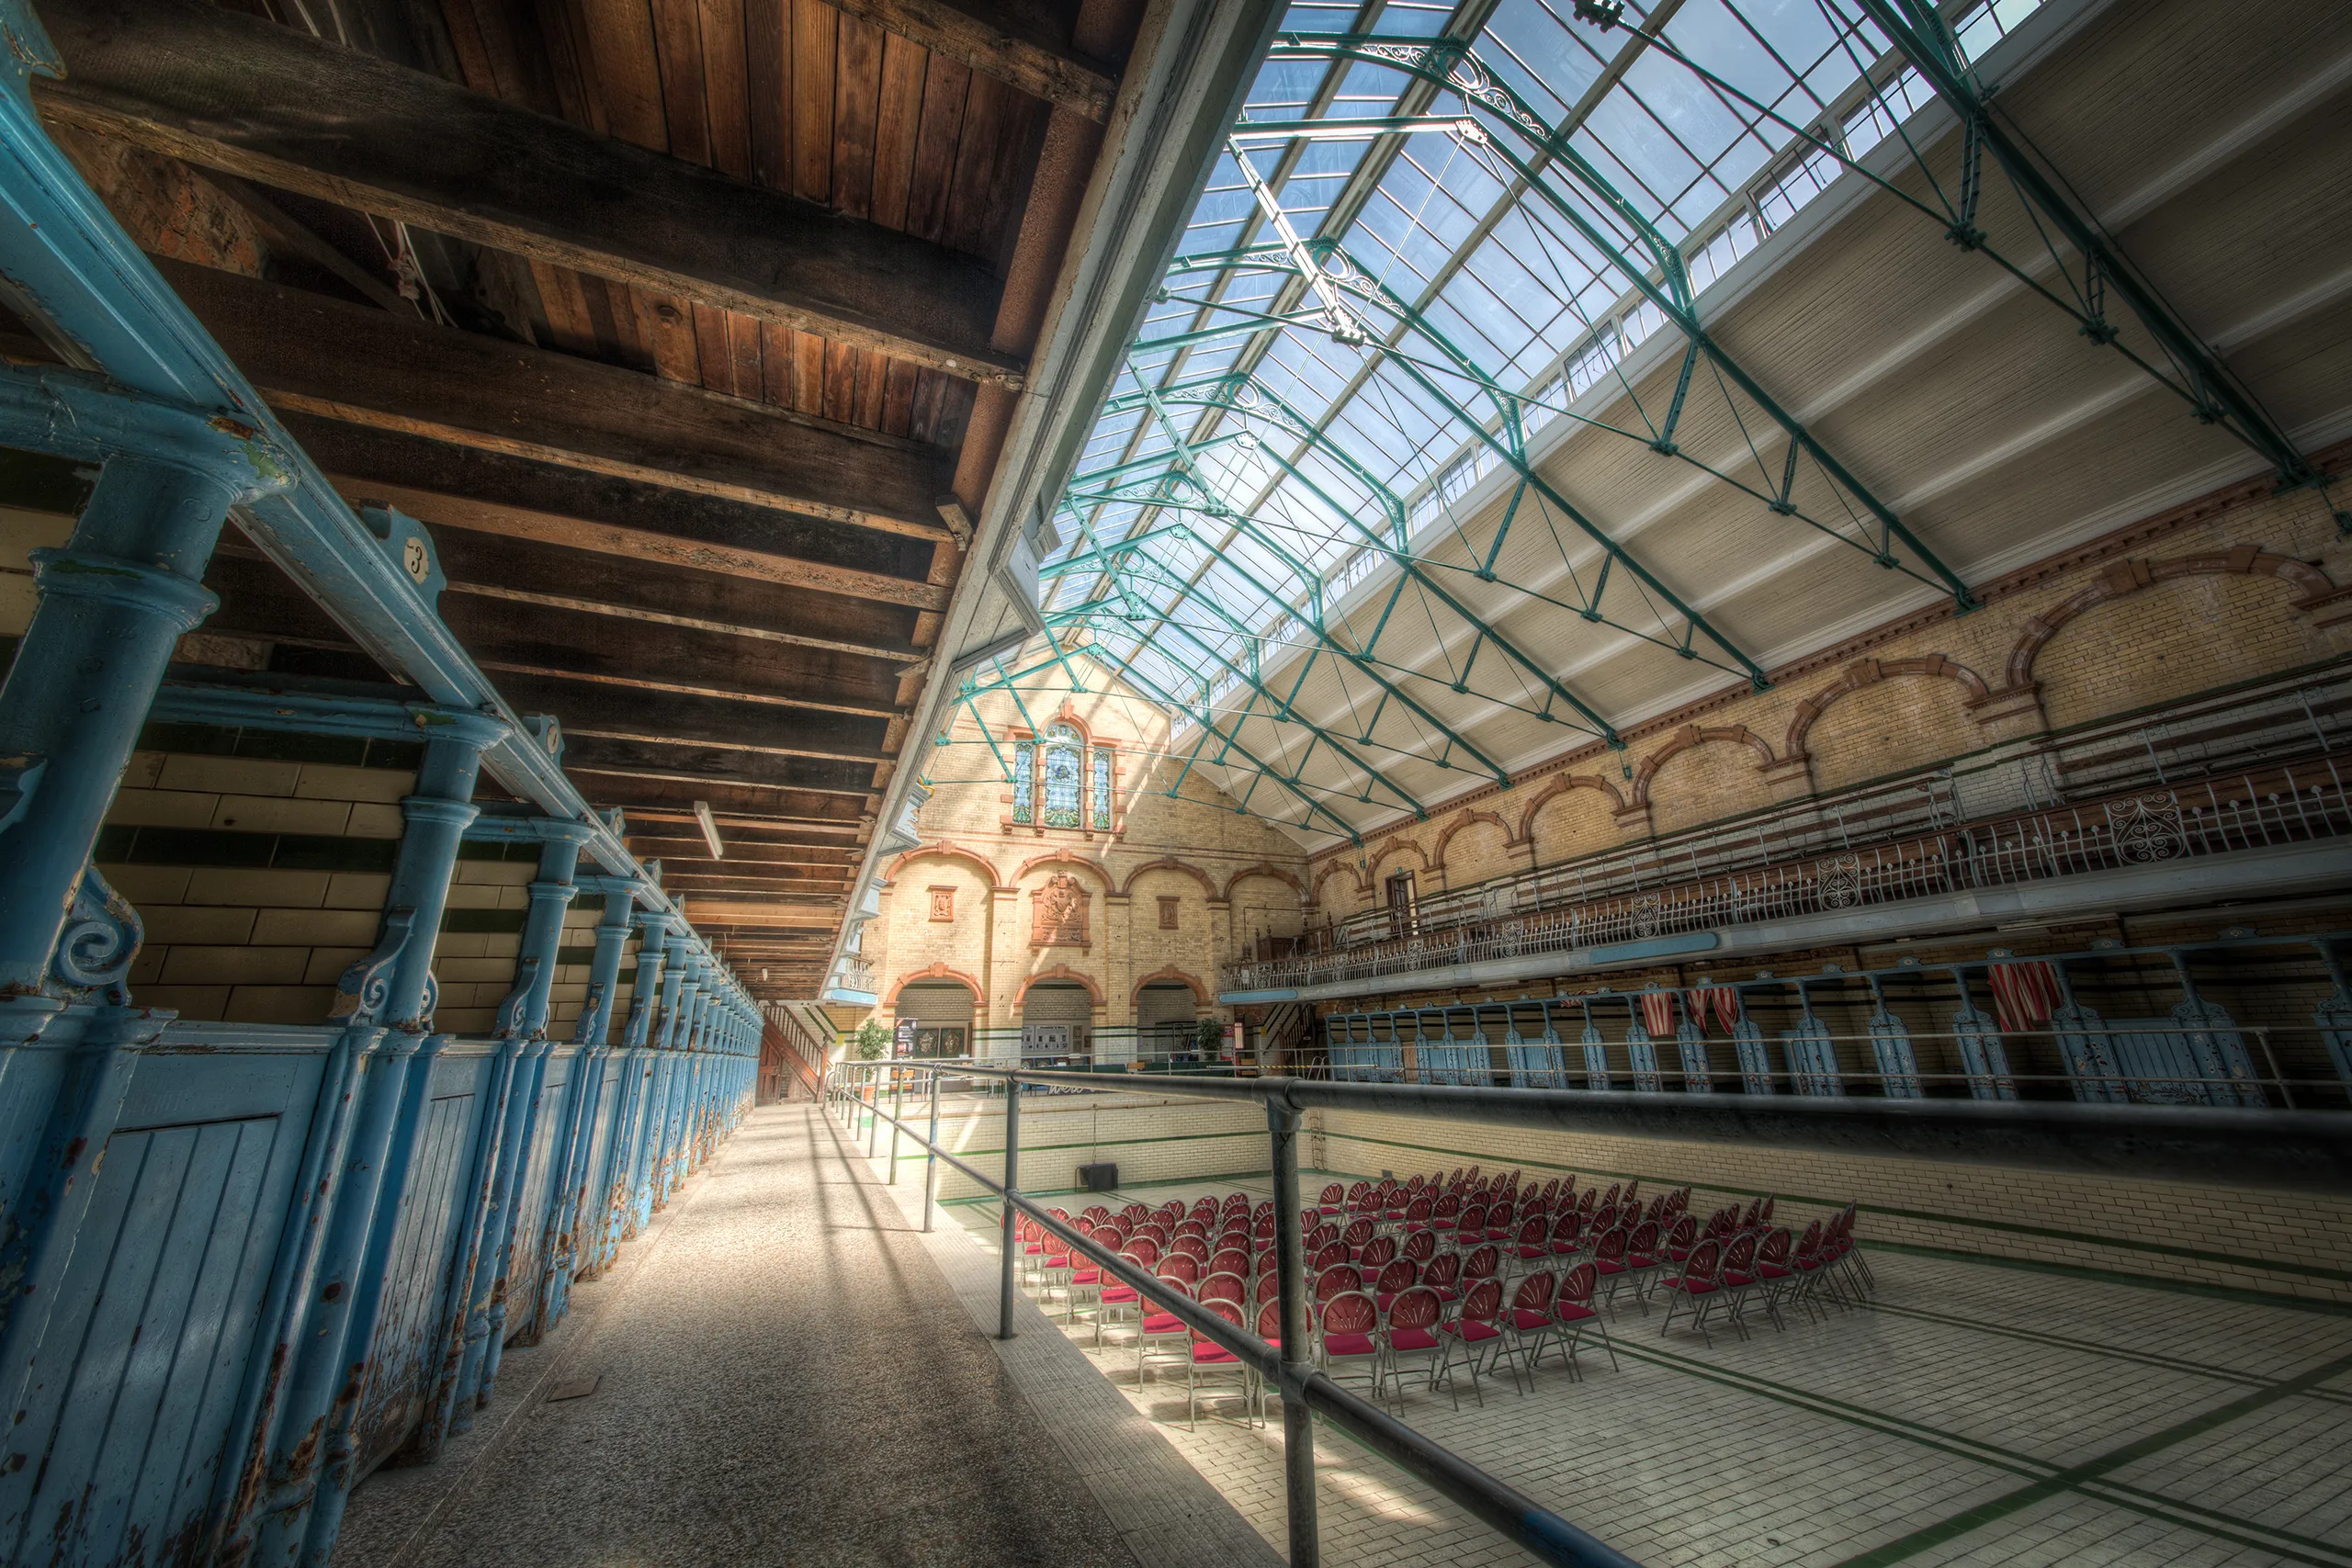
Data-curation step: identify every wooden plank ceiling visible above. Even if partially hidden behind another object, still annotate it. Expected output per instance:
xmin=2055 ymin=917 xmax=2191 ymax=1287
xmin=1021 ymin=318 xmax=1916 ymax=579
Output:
xmin=15 ymin=0 xmax=1137 ymax=997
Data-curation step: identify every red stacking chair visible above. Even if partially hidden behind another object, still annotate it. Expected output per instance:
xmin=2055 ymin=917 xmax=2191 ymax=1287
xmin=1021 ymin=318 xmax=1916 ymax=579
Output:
xmin=1495 ymin=1271 xmax=1555 ymax=1393
xmin=1421 ymin=1249 xmax=1463 ymax=1303
xmin=1401 ymin=1229 xmax=1436 ymax=1266
xmin=1313 ymin=1262 xmax=1361 ymax=1303
xmin=1185 ymin=1297 xmax=1252 ymax=1430
xmin=1510 ymin=1215 xmax=1551 ymax=1269
xmin=1357 ymin=1235 xmax=1397 ymax=1272
xmin=1209 ymin=1246 xmax=1252 ymax=1280
xmin=1543 ymin=1259 xmax=1616 ymax=1375
xmin=1436 ymin=1276 xmax=1503 ymax=1408
xmin=1371 ymin=1257 xmax=1418 ymax=1313
xmin=1548 ymin=1210 xmax=1587 ymax=1259
xmin=1317 ymin=1291 xmax=1382 ymax=1395
xmin=1591 ymin=1227 xmax=1634 ymax=1308
xmin=1657 ymin=1238 xmax=1727 ymax=1345
xmin=1137 ymin=1273 xmax=1196 ymax=1383
xmin=1381 ymin=1286 xmax=1447 ymax=1408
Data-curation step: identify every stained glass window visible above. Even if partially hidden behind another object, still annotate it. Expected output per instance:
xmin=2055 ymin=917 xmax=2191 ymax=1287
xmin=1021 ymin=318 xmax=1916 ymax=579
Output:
xmin=1091 ymin=750 xmax=1113 ymax=830
xmin=1042 ymin=724 xmax=1082 ymax=828
xmin=1011 ymin=740 xmax=1034 ymax=823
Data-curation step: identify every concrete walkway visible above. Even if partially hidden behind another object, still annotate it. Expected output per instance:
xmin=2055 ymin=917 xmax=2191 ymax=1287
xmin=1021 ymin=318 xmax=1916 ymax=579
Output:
xmin=334 ymin=1102 xmax=1148 ymax=1568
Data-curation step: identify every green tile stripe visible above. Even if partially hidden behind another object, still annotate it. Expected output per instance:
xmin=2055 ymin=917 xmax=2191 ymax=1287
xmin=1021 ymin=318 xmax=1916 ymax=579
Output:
xmin=1320 ymin=1127 xmax=2352 ymax=1286
xmin=1871 ymin=1240 xmax=2352 ymax=1318
xmin=1870 ymin=1297 xmax=2352 ymax=1397
xmin=1826 ymin=1348 xmax=2352 ymax=1568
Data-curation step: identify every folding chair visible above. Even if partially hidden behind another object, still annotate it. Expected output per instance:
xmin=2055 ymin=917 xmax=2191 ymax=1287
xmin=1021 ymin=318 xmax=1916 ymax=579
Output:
xmin=1357 ymin=1235 xmax=1397 ymax=1272
xmin=1371 ymin=1258 xmax=1419 ymax=1313
xmin=1186 ymin=1298 xmax=1254 ymax=1430
xmin=1316 ymin=1182 xmax=1347 ymax=1218
xmin=1421 ymin=1249 xmax=1463 ymax=1303
xmin=1138 ymin=1274 xmax=1196 ymax=1383
xmin=1657 ymin=1238 xmax=1728 ymax=1346
xmin=1380 ymin=1286 xmax=1448 ymax=1410
xmin=1543 ymin=1260 xmax=1616 ymax=1375
xmin=1209 ymin=1246 xmax=1252 ymax=1280
xmin=1317 ymin=1292 xmax=1384 ymax=1396
xmin=1494 ymin=1271 xmax=1556 ymax=1393
xmin=1435 ymin=1277 xmax=1503 ymax=1408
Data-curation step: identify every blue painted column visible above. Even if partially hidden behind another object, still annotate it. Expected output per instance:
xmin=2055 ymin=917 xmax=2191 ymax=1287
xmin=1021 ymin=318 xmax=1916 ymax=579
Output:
xmin=0 ymin=455 xmax=240 ymax=993
xmin=244 ymin=718 xmax=503 ymax=1568
xmin=583 ymin=908 xmax=668 ymax=1275
xmin=454 ymin=823 xmax=590 ymax=1423
xmin=529 ymin=874 xmax=639 ymax=1332
xmin=634 ymin=934 xmax=696 ymax=1229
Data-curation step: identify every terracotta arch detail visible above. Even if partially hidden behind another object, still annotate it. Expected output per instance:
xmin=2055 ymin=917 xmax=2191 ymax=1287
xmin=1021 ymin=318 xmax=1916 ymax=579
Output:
xmin=884 ymin=962 xmax=985 ymax=1009
xmin=1012 ymin=849 xmax=1116 ymax=889
xmin=1311 ymin=861 xmax=1370 ymax=907
xmin=883 ymin=841 xmax=1001 ymax=889
xmin=1433 ymin=809 xmax=1513 ymax=868
xmin=1515 ymin=773 xmax=1626 ymax=843
xmin=2005 ymin=547 xmax=2340 ymax=691
xmin=1118 ymin=856 xmax=1219 ymax=898
xmin=1017 ymin=964 xmax=1103 ymax=1006
xmin=1366 ymin=835 xmax=1430 ymax=875
xmin=1632 ymin=724 xmax=1775 ymax=806
xmin=1783 ymin=655 xmax=1992 ymax=760
xmin=1131 ymin=966 xmax=1209 ymax=1006
xmin=1221 ymin=862 xmax=1307 ymax=901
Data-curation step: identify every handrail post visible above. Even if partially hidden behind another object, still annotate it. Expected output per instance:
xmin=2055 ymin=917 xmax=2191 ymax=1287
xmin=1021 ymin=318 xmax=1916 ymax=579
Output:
xmin=923 ymin=1067 xmax=940 ymax=1233
xmin=999 ymin=1075 xmax=1021 ymax=1340
xmin=1267 ymin=1090 xmax=1320 ymax=1568
xmin=867 ymin=1064 xmax=882 ymax=1157
xmin=888 ymin=1062 xmax=903 ymax=1182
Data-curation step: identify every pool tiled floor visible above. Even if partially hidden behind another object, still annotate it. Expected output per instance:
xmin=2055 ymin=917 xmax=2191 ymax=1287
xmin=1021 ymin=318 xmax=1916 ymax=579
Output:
xmin=944 ymin=1174 xmax=2352 ymax=1568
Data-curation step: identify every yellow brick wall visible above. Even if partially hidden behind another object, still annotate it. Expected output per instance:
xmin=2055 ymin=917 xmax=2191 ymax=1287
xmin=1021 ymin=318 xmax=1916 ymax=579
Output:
xmin=1306 ymin=469 xmax=2352 ymax=924
xmin=865 ymin=654 xmax=1311 ymax=1032
xmin=872 ymin=1092 xmax=1272 ymax=1202
xmin=1309 ymin=1106 xmax=2352 ymax=1303
xmin=110 ymin=748 xmax=413 ymax=1024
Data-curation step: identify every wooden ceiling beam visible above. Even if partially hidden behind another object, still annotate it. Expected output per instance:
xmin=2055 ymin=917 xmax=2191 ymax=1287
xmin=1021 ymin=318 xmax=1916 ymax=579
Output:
xmin=571 ymin=778 xmax=872 ymax=821
xmin=564 ymin=735 xmax=878 ymax=795
xmin=285 ymin=418 xmax=944 ymax=612
xmin=38 ymin=0 xmax=1024 ymax=384
xmin=154 ymin=259 xmax=956 ymax=539
xmin=827 ymin=0 xmax=1118 ymax=120
xmin=626 ymin=838 xmax=861 ymax=866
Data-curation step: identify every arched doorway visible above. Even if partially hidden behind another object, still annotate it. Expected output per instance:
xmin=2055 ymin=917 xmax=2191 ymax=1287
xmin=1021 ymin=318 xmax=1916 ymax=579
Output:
xmin=1136 ymin=982 xmax=1198 ymax=1061
xmin=1020 ymin=981 xmax=1092 ymax=1062
xmin=895 ymin=980 xmax=975 ymax=1057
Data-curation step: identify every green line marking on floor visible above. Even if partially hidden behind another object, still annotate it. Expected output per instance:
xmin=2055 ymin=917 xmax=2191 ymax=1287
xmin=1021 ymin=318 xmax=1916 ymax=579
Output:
xmin=1825 ymin=1348 xmax=2352 ymax=1568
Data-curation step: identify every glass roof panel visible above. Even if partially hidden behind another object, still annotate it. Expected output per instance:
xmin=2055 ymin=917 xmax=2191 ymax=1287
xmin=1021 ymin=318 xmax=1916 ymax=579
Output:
xmin=1002 ymin=0 xmax=2048 ymax=839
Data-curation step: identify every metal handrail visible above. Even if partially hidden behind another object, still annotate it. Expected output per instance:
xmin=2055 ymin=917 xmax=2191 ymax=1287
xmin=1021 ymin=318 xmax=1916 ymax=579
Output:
xmin=1230 ymin=750 xmax=2352 ymax=993
xmin=823 ymin=1059 xmax=1643 ymax=1568
xmin=821 ymin=1060 xmax=2352 ymax=1566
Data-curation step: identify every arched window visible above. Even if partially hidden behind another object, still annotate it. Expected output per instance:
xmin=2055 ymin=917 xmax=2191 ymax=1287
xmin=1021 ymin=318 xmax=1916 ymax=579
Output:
xmin=1041 ymin=724 xmax=1083 ymax=828
xmin=1011 ymin=739 xmax=1035 ymax=824
xmin=1091 ymin=749 xmax=1113 ymax=830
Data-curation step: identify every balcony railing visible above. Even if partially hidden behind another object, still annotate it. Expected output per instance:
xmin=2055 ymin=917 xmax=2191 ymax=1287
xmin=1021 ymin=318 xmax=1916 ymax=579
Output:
xmin=1226 ymin=671 xmax=2352 ymax=994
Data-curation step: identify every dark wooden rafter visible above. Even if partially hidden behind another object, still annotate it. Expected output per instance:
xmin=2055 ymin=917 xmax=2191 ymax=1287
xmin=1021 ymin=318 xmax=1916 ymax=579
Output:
xmin=825 ymin=0 xmax=1117 ymax=119
xmin=35 ymin=0 xmax=1033 ymax=382
xmin=155 ymin=259 xmax=959 ymax=539
xmin=279 ymin=418 xmax=948 ymax=612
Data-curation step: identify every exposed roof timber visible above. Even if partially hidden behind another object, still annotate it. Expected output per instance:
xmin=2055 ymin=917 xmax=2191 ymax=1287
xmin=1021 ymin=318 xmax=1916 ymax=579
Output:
xmin=443 ymin=581 xmax=926 ymax=665
xmin=38 ymin=0 xmax=1025 ymax=385
xmin=155 ymin=260 xmax=958 ymax=541
xmin=825 ymin=0 xmax=1121 ymax=120
xmin=281 ymin=417 xmax=947 ymax=610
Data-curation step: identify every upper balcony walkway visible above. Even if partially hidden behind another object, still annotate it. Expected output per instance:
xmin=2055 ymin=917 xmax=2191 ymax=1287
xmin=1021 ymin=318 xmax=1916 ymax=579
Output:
xmin=1224 ymin=667 xmax=2352 ymax=1004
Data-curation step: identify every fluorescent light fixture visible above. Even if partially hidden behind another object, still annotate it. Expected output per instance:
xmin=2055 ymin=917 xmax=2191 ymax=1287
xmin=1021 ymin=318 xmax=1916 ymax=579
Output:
xmin=694 ymin=799 xmax=724 ymax=861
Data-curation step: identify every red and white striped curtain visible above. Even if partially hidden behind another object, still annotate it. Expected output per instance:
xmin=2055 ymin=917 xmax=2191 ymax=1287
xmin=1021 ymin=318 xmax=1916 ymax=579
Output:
xmin=1685 ymin=987 xmax=1739 ymax=1035
xmin=1638 ymin=990 xmax=1674 ymax=1035
xmin=1988 ymin=961 xmax=2063 ymax=1034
